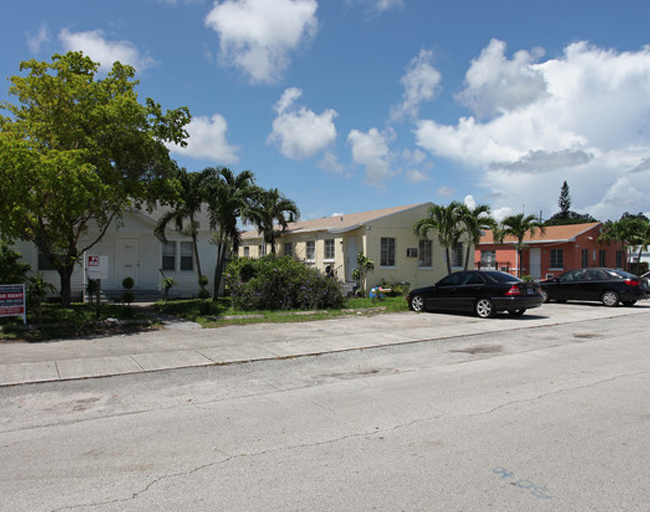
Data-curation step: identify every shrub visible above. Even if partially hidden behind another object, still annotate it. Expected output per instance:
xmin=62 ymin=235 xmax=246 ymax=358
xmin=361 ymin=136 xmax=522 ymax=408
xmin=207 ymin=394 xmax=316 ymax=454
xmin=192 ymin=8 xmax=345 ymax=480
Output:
xmin=225 ymin=255 xmax=345 ymax=311
xmin=0 ymin=242 xmax=30 ymax=284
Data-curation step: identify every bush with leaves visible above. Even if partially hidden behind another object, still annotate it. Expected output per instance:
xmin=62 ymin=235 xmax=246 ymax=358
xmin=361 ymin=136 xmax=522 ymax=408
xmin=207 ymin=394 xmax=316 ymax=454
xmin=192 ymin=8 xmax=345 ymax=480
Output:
xmin=225 ymin=255 xmax=345 ymax=311
xmin=0 ymin=242 xmax=30 ymax=284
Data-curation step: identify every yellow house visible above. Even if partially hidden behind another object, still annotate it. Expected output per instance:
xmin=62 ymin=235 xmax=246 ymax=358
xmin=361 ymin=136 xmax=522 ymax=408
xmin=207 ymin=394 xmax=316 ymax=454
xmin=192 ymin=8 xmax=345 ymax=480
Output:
xmin=239 ymin=202 xmax=473 ymax=293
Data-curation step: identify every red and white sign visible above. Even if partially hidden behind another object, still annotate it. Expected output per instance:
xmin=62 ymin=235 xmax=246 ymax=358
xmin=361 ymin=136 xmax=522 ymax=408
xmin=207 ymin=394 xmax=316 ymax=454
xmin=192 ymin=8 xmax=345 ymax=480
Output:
xmin=0 ymin=284 xmax=26 ymax=324
xmin=86 ymin=255 xmax=108 ymax=280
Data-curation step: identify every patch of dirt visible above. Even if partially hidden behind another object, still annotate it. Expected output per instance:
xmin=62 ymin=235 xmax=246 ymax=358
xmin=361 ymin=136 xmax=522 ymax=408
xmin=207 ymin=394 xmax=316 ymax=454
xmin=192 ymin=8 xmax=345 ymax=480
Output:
xmin=450 ymin=344 xmax=504 ymax=355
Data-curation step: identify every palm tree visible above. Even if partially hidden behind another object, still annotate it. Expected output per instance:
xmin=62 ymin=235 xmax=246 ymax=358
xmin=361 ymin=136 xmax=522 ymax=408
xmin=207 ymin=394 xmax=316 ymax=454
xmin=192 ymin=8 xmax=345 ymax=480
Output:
xmin=205 ymin=167 xmax=257 ymax=298
xmin=458 ymin=203 xmax=497 ymax=271
xmin=495 ymin=213 xmax=545 ymax=277
xmin=250 ymin=187 xmax=300 ymax=254
xmin=413 ymin=202 xmax=464 ymax=275
xmin=154 ymin=167 xmax=215 ymax=284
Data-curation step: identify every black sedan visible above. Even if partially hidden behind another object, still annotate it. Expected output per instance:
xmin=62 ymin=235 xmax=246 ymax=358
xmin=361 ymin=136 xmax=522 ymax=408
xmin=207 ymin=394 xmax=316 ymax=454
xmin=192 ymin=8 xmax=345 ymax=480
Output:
xmin=406 ymin=270 xmax=544 ymax=318
xmin=541 ymin=267 xmax=650 ymax=306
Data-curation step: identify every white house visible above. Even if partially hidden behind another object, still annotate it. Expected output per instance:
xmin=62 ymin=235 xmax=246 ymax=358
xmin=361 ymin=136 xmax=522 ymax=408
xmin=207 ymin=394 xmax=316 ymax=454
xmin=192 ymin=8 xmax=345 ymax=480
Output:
xmin=7 ymin=207 xmax=217 ymax=302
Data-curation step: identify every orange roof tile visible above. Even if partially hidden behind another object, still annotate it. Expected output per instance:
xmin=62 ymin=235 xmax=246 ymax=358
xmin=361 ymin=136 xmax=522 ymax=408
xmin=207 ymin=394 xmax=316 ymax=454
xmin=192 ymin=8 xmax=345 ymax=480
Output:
xmin=479 ymin=222 xmax=602 ymax=245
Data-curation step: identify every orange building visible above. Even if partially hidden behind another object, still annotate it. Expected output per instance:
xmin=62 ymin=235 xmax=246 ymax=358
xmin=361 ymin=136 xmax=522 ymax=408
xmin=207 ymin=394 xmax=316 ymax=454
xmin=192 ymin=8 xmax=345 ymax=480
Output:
xmin=475 ymin=222 xmax=626 ymax=280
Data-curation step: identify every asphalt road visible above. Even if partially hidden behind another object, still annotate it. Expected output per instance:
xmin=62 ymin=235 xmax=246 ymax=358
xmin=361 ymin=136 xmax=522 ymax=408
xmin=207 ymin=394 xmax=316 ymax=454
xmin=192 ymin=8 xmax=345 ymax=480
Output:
xmin=1 ymin=304 xmax=649 ymax=511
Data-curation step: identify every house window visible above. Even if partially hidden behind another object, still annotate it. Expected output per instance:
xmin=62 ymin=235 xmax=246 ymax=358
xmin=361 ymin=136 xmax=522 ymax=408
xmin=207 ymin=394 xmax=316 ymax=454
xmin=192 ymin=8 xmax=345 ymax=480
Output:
xmin=259 ymin=244 xmax=267 ymax=257
xmin=550 ymin=249 xmax=564 ymax=269
xmin=599 ymin=250 xmax=606 ymax=267
xmin=243 ymin=246 xmax=250 ymax=258
xmin=581 ymin=249 xmax=588 ymax=268
xmin=480 ymin=250 xmax=496 ymax=269
xmin=324 ymin=239 xmax=335 ymax=261
xmin=180 ymin=242 xmax=193 ymax=271
xmin=381 ymin=238 xmax=396 ymax=267
xmin=162 ymin=242 xmax=176 ymax=271
xmin=306 ymin=241 xmax=315 ymax=262
xmin=419 ymin=240 xmax=432 ymax=268
xmin=284 ymin=243 xmax=292 ymax=257
xmin=616 ymin=250 xmax=623 ymax=268
xmin=452 ymin=243 xmax=463 ymax=268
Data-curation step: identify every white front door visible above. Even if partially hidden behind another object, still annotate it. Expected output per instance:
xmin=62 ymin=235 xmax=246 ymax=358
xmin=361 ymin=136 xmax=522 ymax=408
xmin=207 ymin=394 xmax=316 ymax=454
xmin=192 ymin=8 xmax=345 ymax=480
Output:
xmin=118 ymin=238 xmax=140 ymax=287
xmin=530 ymin=248 xmax=541 ymax=280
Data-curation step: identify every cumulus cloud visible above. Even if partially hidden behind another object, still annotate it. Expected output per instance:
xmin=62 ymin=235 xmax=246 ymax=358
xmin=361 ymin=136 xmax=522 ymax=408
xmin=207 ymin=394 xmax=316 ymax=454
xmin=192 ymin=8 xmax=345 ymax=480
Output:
xmin=416 ymin=40 xmax=650 ymax=220
xmin=390 ymin=48 xmax=442 ymax=122
xmin=457 ymin=39 xmax=547 ymax=118
xmin=59 ymin=29 xmax=157 ymax=71
xmin=168 ymin=113 xmax=239 ymax=164
xmin=268 ymin=87 xmax=338 ymax=160
xmin=318 ymin=150 xmax=347 ymax=174
xmin=347 ymin=127 xmax=396 ymax=187
xmin=205 ymin=0 xmax=318 ymax=84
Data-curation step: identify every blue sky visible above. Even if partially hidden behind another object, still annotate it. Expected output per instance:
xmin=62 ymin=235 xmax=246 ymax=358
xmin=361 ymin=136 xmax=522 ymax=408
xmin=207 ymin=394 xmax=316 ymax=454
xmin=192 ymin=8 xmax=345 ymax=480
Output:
xmin=3 ymin=0 xmax=650 ymax=223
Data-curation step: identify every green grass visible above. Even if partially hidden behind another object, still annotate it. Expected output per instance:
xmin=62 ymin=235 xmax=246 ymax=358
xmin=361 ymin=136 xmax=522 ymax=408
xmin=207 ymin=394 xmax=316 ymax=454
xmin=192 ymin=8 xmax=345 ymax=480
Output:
xmin=0 ymin=295 xmax=410 ymax=342
xmin=154 ymin=295 xmax=409 ymax=326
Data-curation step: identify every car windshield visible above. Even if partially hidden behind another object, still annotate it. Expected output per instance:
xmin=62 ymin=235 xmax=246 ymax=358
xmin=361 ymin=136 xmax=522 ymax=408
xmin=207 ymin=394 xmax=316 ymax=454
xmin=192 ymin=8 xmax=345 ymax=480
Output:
xmin=481 ymin=271 xmax=521 ymax=284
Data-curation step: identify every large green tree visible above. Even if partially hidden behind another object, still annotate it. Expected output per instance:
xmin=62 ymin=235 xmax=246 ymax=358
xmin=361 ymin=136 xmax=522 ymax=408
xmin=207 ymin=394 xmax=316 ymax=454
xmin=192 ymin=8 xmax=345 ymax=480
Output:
xmin=495 ymin=213 xmax=545 ymax=277
xmin=250 ymin=187 xmax=300 ymax=254
xmin=413 ymin=202 xmax=464 ymax=275
xmin=599 ymin=212 xmax=650 ymax=272
xmin=0 ymin=52 xmax=190 ymax=305
xmin=205 ymin=167 xmax=258 ymax=298
xmin=545 ymin=181 xmax=597 ymax=226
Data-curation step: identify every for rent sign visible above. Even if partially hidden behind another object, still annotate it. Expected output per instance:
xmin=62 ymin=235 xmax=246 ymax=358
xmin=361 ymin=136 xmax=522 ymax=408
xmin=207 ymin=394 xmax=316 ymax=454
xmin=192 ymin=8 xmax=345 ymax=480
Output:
xmin=0 ymin=284 xmax=26 ymax=324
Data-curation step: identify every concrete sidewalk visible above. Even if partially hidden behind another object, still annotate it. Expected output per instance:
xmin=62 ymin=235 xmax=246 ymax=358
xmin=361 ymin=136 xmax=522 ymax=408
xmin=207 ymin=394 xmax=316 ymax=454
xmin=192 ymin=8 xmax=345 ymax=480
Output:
xmin=1 ymin=304 xmax=648 ymax=387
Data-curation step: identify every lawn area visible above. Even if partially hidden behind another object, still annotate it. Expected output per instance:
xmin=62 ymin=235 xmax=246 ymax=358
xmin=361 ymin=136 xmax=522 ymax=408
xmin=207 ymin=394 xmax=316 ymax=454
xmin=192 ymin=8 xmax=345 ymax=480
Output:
xmin=0 ymin=296 xmax=410 ymax=342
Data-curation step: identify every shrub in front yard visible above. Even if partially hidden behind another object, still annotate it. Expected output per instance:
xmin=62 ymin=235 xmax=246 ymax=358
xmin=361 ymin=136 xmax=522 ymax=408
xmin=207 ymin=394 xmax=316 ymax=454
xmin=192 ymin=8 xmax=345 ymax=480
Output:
xmin=225 ymin=255 xmax=345 ymax=311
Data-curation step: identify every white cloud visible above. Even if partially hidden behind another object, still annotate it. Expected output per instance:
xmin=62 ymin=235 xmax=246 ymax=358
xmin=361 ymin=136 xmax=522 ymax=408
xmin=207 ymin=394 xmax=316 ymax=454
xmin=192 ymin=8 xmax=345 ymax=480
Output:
xmin=347 ymin=127 xmax=395 ymax=187
xmin=268 ymin=88 xmax=338 ymax=160
xmin=416 ymin=40 xmax=650 ymax=220
xmin=464 ymin=195 xmax=476 ymax=210
xmin=457 ymin=39 xmax=547 ymax=118
xmin=347 ymin=0 xmax=404 ymax=17
xmin=318 ymin=150 xmax=346 ymax=174
xmin=59 ymin=29 xmax=156 ymax=71
xmin=26 ymin=23 xmax=50 ymax=54
xmin=205 ymin=0 xmax=318 ymax=84
xmin=168 ymin=113 xmax=239 ymax=164
xmin=390 ymin=49 xmax=442 ymax=122
xmin=437 ymin=186 xmax=456 ymax=197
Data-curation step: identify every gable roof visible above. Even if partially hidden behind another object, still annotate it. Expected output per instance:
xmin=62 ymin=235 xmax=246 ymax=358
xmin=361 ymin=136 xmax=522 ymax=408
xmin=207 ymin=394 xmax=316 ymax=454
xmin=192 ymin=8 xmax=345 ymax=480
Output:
xmin=241 ymin=202 xmax=430 ymax=240
xmin=479 ymin=222 xmax=602 ymax=245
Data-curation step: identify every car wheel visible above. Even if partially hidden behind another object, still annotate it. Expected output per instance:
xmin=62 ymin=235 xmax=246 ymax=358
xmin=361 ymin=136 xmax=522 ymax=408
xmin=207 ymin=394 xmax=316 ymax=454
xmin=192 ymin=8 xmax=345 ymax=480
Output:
xmin=475 ymin=298 xmax=496 ymax=318
xmin=622 ymin=300 xmax=637 ymax=307
xmin=540 ymin=290 xmax=550 ymax=303
xmin=508 ymin=308 xmax=526 ymax=316
xmin=601 ymin=290 xmax=620 ymax=307
xmin=410 ymin=294 xmax=425 ymax=312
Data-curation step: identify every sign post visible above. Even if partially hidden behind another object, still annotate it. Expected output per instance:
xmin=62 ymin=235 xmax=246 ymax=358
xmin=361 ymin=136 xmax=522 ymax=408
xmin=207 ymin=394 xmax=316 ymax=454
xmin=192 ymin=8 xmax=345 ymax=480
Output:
xmin=0 ymin=284 xmax=27 ymax=325
xmin=85 ymin=255 xmax=108 ymax=317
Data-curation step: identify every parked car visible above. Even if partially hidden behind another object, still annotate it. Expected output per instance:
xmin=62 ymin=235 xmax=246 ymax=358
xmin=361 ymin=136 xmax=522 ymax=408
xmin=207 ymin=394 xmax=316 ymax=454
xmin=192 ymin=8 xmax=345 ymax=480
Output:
xmin=540 ymin=268 xmax=650 ymax=306
xmin=406 ymin=270 xmax=544 ymax=318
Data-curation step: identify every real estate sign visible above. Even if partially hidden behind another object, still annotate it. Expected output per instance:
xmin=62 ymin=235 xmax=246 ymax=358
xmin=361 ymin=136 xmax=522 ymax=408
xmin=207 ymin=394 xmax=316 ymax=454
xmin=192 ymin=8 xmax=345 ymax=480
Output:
xmin=0 ymin=284 xmax=26 ymax=324
xmin=86 ymin=255 xmax=108 ymax=280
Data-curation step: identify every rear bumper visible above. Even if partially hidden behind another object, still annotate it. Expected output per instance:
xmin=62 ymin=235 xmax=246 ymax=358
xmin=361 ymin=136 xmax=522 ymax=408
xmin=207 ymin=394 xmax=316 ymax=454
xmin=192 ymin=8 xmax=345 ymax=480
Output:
xmin=492 ymin=295 xmax=544 ymax=311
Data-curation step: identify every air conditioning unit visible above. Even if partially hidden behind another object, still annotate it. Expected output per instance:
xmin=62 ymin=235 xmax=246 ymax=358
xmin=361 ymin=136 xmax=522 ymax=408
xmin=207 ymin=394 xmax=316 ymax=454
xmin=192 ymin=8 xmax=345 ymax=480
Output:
xmin=406 ymin=248 xmax=418 ymax=258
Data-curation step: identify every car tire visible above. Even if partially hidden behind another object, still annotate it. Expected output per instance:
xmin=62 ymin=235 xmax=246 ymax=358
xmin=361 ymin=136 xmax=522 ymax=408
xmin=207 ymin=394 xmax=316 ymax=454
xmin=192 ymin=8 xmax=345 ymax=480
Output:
xmin=410 ymin=294 xmax=425 ymax=312
xmin=601 ymin=290 xmax=620 ymax=307
xmin=540 ymin=290 xmax=550 ymax=303
xmin=508 ymin=308 xmax=526 ymax=316
xmin=622 ymin=300 xmax=637 ymax=307
xmin=475 ymin=298 xmax=496 ymax=318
